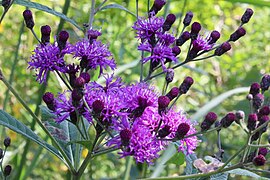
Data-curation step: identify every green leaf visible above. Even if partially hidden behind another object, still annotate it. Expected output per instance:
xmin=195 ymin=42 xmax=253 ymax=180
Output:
xmin=0 ymin=110 xmax=63 ymax=160
xmin=165 ymin=151 xmax=185 ymax=165
xmin=99 ymin=4 xmax=136 ymax=17
xmin=66 ymin=140 xmax=93 ymax=151
xmin=185 ymin=153 xmax=198 ymax=175
xmin=13 ymin=0 xmax=83 ymax=31
xmin=191 ymin=87 xmax=249 ymax=121
xmin=210 ymin=173 xmax=228 ymax=180
xmin=227 ymin=168 xmax=262 ymax=178
xmin=225 ymin=0 xmax=270 ymax=7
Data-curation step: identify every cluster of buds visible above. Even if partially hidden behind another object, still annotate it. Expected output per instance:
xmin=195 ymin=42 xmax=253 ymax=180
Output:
xmin=0 ymin=137 xmax=12 ymax=178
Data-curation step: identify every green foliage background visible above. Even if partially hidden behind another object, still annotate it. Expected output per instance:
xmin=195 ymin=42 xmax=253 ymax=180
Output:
xmin=0 ymin=0 xmax=269 ymax=179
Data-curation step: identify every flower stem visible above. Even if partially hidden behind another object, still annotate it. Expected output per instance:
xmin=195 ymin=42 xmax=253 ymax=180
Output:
xmin=88 ymin=0 xmax=96 ymax=30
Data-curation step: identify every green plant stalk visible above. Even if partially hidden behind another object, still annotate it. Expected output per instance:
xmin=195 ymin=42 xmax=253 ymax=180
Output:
xmin=124 ymin=156 xmax=133 ymax=180
xmin=0 ymin=71 xmax=76 ymax=174
xmin=3 ymin=22 xmax=24 ymax=111
xmin=88 ymin=0 xmax=96 ymax=30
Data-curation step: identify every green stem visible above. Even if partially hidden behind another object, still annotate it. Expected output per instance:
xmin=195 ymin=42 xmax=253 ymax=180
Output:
xmin=88 ymin=0 xmax=96 ymax=30
xmin=124 ymin=157 xmax=133 ymax=180
xmin=0 ymin=71 xmax=76 ymax=174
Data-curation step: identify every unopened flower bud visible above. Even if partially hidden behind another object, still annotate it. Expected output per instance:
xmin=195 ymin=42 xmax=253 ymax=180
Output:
xmin=249 ymin=82 xmax=260 ymax=96
xmin=43 ymin=92 xmax=55 ymax=111
xmin=176 ymin=123 xmax=190 ymax=139
xmin=74 ymin=77 xmax=85 ymax=88
xmin=258 ymin=147 xmax=268 ymax=157
xmin=80 ymin=72 xmax=91 ymax=83
xmin=165 ymin=69 xmax=174 ymax=83
xmin=190 ymin=22 xmax=201 ymax=40
xmin=120 ymin=129 xmax=132 ymax=146
xmin=259 ymin=106 xmax=270 ymax=116
xmin=179 ymin=76 xmax=194 ymax=94
xmin=258 ymin=115 xmax=270 ymax=133
xmin=158 ymin=96 xmax=170 ymax=109
xmin=214 ymin=42 xmax=231 ymax=56
xmin=241 ymin=8 xmax=254 ymax=24
xmin=253 ymin=93 xmax=264 ymax=110
xmin=229 ymin=27 xmax=246 ymax=42
xmin=57 ymin=30 xmax=69 ymax=50
xmin=183 ymin=11 xmax=193 ymax=26
xmin=162 ymin=14 xmax=176 ymax=31
xmin=221 ymin=112 xmax=236 ymax=128
xmin=235 ymin=110 xmax=245 ymax=124
xmin=246 ymin=94 xmax=253 ymax=101
xmin=41 ymin=25 xmax=51 ymax=44
xmin=149 ymin=0 xmax=166 ymax=15
xmin=253 ymin=155 xmax=266 ymax=166
xmin=92 ymin=100 xmax=104 ymax=114
xmin=201 ymin=112 xmax=217 ymax=131
xmin=4 ymin=137 xmax=11 ymax=147
xmin=209 ymin=30 xmax=220 ymax=44
xmin=0 ymin=148 xmax=3 ymax=159
xmin=71 ymin=89 xmax=83 ymax=102
xmin=23 ymin=10 xmax=34 ymax=29
xmin=70 ymin=111 xmax=77 ymax=124
xmin=172 ymin=46 xmax=181 ymax=56
xmin=157 ymin=125 xmax=171 ymax=138
xmin=87 ymin=29 xmax=102 ymax=41
xmin=166 ymin=87 xmax=179 ymax=100
xmin=176 ymin=31 xmax=190 ymax=46
xmin=247 ymin=114 xmax=257 ymax=131
xmin=2 ymin=0 xmax=11 ymax=10
xmin=4 ymin=165 xmax=12 ymax=177
xmin=260 ymin=74 xmax=270 ymax=92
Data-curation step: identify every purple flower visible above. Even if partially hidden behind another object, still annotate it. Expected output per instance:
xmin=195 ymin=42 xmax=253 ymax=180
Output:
xmin=28 ymin=43 xmax=69 ymax=83
xmin=73 ymin=39 xmax=116 ymax=75
xmin=192 ymin=35 xmax=213 ymax=52
xmin=133 ymin=16 xmax=164 ymax=42
xmin=54 ymin=91 xmax=82 ymax=123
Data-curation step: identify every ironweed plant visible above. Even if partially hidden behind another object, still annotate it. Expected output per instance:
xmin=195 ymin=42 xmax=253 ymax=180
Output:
xmin=0 ymin=0 xmax=269 ymax=179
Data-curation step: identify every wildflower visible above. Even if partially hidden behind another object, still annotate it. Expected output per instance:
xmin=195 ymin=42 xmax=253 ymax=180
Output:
xmin=241 ymin=8 xmax=254 ymax=24
xmin=179 ymin=76 xmax=194 ymax=94
xmin=249 ymin=82 xmax=260 ymax=96
xmin=229 ymin=27 xmax=246 ymax=42
xmin=23 ymin=10 xmax=34 ymax=29
xmin=176 ymin=31 xmax=190 ymax=46
xmin=214 ymin=42 xmax=231 ymax=56
xmin=201 ymin=112 xmax=218 ymax=131
xmin=43 ymin=92 xmax=56 ymax=111
xmin=162 ymin=14 xmax=176 ymax=31
xmin=247 ymin=114 xmax=257 ymax=131
xmin=149 ymin=0 xmax=166 ymax=15
xmin=220 ymin=112 xmax=236 ymax=128
xmin=3 ymin=165 xmax=12 ymax=177
xmin=253 ymin=155 xmax=266 ymax=166
xmin=253 ymin=93 xmax=264 ymax=110
xmin=260 ymin=74 xmax=270 ymax=92
xmin=183 ymin=11 xmax=193 ymax=26
xmin=73 ymin=39 xmax=116 ymax=75
xmin=28 ymin=43 xmax=68 ymax=83
xmin=57 ymin=30 xmax=69 ymax=50
xmin=4 ymin=137 xmax=11 ymax=147
xmin=41 ymin=25 xmax=51 ymax=44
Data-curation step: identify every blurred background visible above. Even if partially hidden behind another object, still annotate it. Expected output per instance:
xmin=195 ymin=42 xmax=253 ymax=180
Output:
xmin=0 ymin=0 xmax=270 ymax=179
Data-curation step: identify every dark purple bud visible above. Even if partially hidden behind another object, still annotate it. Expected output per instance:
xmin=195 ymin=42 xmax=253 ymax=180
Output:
xmin=80 ymin=72 xmax=91 ymax=83
xmin=253 ymin=93 xmax=264 ymax=110
xmin=190 ymin=22 xmax=201 ymax=39
xmin=3 ymin=165 xmax=12 ymax=177
xmin=246 ymin=151 xmax=256 ymax=163
xmin=42 ymin=92 xmax=54 ymax=105
xmin=229 ymin=27 xmax=246 ymax=42
xmin=183 ymin=11 xmax=193 ymax=26
xmin=80 ymin=55 xmax=89 ymax=70
xmin=215 ymin=120 xmax=221 ymax=128
xmin=253 ymin=155 xmax=266 ymax=166
xmin=258 ymin=115 xmax=269 ymax=133
xmin=120 ymin=129 xmax=132 ymax=146
xmin=2 ymin=0 xmax=11 ymax=10
xmin=87 ymin=29 xmax=102 ymax=41
xmin=259 ymin=147 xmax=268 ymax=157
xmin=41 ymin=25 xmax=51 ymax=44
xmin=241 ymin=8 xmax=254 ymax=24
xmin=176 ymin=123 xmax=190 ymax=139
xmin=0 ymin=148 xmax=3 ymax=159
xmin=172 ymin=46 xmax=181 ymax=56
xmin=235 ymin=110 xmax=245 ymax=124
xmin=179 ymin=76 xmax=194 ymax=94
xmin=4 ymin=137 xmax=10 ymax=147
xmin=157 ymin=125 xmax=171 ymax=138
xmin=251 ymin=131 xmax=260 ymax=141
xmin=71 ymin=89 xmax=83 ymax=102
xmin=221 ymin=112 xmax=236 ymax=128
xmin=74 ymin=77 xmax=85 ymax=88
xmin=57 ymin=30 xmax=69 ymax=50
xmin=260 ymin=74 xmax=270 ymax=92
xmin=166 ymin=87 xmax=179 ymax=101
xmin=214 ymin=42 xmax=231 ymax=56
xmin=92 ymin=100 xmax=104 ymax=114
xmin=209 ymin=30 xmax=220 ymax=44
xmin=204 ymin=112 xmax=218 ymax=125
xmin=201 ymin=121 xmax=211 ymax=131
xmin=165 ymin=69 xmax=174 ymax=83
xmin=247 ymin=114 xmax=258 ymax=131
xmin=176 ymin=31 xmax=190 ymax=46
xmin=158 ymin=96 xmax=170 ymax=109
xmin=249 ymin=82 xmax=260 ymax=96
xmin=23 ymin=10 xmax=34 ymax=29
xmin=259 ymin=106 xmax=270 ymax=116
xmin=162 ymin=14 xmax=176 ymax=31
xmin=150 ymin=0 xmax=166 ymax=15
